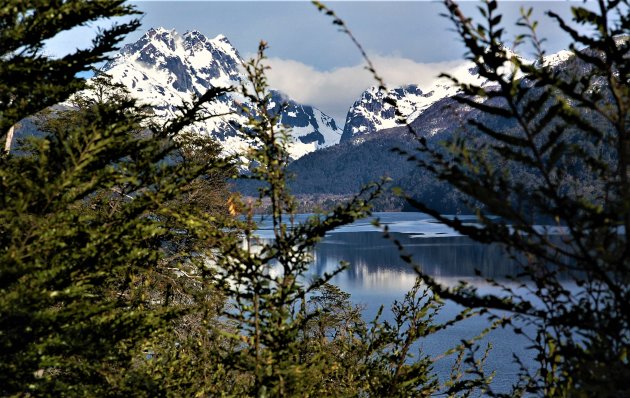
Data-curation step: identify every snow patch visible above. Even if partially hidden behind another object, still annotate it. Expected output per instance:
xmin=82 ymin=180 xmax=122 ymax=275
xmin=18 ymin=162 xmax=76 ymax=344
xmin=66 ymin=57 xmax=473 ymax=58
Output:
xmin=96 ymin=27 xmax=342 ymax=162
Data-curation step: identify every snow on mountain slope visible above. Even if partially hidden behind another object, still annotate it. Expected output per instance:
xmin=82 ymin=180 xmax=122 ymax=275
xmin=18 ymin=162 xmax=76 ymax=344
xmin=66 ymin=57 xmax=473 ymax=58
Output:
xmin=540 ymin=50 xmax=573 ymax=68
xmin=340 ymin=42 xmax=617 ymax=145
xmin=340 ymin=47 xmax=538 ymax=143
xmin=341 ymin=60 xmax=489 ymax=143
xmin=101 ymin=27 xmax=341 ymax=159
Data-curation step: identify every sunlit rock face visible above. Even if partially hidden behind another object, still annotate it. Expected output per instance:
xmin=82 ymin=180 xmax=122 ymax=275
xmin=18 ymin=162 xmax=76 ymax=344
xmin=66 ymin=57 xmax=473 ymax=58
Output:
xmin=102 ymin=27 xmax=342 ymax=160
xmin=340 ymin=61 xmax=488 ymax=144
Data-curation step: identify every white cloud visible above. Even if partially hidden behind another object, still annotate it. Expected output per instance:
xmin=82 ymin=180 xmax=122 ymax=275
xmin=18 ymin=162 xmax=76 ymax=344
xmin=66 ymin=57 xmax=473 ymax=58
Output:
xmin=265 ymin=55 xmax=464 ymax=124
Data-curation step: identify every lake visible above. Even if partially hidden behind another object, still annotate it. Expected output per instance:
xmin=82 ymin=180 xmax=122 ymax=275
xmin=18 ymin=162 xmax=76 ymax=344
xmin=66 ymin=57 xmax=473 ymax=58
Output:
xmin=256 ymin=212 xmax=540 ymax=392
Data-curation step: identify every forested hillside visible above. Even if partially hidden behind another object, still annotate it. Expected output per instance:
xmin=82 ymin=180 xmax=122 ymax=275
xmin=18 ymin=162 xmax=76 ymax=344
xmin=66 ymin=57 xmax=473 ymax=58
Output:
xmin=283 ymin=44 xmax=617 ymax=213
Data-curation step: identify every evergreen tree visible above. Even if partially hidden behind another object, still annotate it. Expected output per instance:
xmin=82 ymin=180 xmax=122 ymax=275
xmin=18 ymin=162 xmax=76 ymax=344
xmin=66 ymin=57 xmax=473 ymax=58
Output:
xmin=0 ymin=4 xmax=235 ymax=393
xmin=0 ymin=0 xmax=141 ymax=148
xmin=1 ymin=2 xmax=492 ymax=396
xmin=201 ymin=42 xmax=489 ymax=397
xmin=392 ymin=1 xmax=630 ymax=396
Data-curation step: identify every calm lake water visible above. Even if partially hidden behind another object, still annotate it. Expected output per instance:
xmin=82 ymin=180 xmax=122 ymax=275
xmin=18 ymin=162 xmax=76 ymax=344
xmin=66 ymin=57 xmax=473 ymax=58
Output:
xmin=256 ymin=212 xmax=543 ymax=392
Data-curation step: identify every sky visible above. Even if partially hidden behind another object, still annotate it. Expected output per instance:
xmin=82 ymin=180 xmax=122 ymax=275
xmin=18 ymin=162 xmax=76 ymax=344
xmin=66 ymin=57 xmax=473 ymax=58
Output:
xmin=46 ymin=1 xmax=589 ymax=123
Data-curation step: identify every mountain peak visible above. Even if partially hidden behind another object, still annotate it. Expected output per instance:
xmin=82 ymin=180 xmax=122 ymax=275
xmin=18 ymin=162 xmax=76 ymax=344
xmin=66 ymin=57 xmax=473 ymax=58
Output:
xmin=341 ymin=84 xmax=433 ymax=142
xmin=147 ymin=26 xmax=175 ymax=35
xmin=99 ymin=28 xmax=342 ymax=160
xmin=182 ymin=29 xmax=206 ymax=43
xmin=146 ymin=27 xmax=178 ymax=43
xmin=213 ymin=33 xmax=229 ymax=42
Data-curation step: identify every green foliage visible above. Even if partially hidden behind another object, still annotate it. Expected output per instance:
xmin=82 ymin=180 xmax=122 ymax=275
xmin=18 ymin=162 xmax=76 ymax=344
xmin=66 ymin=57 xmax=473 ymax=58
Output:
xmin=393 ymin=1 xmax=630 ymax=396
xmin=0 ymin=0 xmax=141 ymax=136
xmin=195 ymin=43 xmax=489 ymax=397
xmin=0 ymin=8 xmax=235 ymax=392
xmin=1 ymin=3 xmax=494 ymax=396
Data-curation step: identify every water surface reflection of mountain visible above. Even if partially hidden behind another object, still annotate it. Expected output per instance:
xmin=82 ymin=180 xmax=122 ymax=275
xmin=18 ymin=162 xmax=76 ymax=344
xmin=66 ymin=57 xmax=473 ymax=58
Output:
xmin=313 ymin=233 xmax=521 ymax=283
xmin=257 ymin=213 xmax=544 ymax=392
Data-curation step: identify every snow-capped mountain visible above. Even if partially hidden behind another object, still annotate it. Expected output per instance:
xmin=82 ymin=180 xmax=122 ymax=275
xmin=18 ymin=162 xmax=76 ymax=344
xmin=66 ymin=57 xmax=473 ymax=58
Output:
xmin=340 ymin=43 xmax=544 ymax=144
xmin=268 ymin=90 xmax=341 ymax=154
xmin=340 ymin=85 xmax=424 ymax=143
xmin=101 ymin=27 xmax=341 ymax=159
xmin=341 ymin=45 xmax=595 ymax=144
xmin=341 ymin=61 xmax=487 ymax=143
xmin=286 ymin=45 xmax=593 ymax=209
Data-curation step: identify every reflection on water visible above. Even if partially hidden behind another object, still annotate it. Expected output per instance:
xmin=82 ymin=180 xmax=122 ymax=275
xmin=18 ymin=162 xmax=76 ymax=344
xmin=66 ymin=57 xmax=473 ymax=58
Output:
xmin=304 ymin=213 xmax=535 ymax=393
xmin=313 ymin=233 xmax=522 ymax=282
xmin=254 ymin=213 xmax=546 ymax=392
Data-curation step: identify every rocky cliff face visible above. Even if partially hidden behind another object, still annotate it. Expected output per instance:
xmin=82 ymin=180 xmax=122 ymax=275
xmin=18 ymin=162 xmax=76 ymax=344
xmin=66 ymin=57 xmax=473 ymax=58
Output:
xmin=284 ymin=45 xmax=603 ymax=212
xmin=341 ymin=85 xmax=424 ymax=143
xmin=101 ymin=27 xmax=342 ymax=160
xmin=340 ymin=62 xmax=486 ymax=144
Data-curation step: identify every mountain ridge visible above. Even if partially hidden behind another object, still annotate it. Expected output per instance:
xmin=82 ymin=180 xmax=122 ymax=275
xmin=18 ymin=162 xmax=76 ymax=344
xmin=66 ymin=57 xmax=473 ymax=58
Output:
xmin=282 ymin=45 xmax=600 ymax=212
xmin=339 ymin=44 xmax=583 ymax=145
xmin=101 ymin=27 xmax=342 ymax=160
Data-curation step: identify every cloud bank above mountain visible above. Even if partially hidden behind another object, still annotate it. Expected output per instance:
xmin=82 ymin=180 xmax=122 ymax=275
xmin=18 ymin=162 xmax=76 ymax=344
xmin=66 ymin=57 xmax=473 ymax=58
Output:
xmin=265 ymin=55 xmax=463 ymax=123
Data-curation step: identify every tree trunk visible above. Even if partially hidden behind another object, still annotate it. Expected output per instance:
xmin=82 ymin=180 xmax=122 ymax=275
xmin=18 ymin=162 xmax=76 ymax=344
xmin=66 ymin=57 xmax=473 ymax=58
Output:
xmin=4 ymin=125 xmax=14 ymax=153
